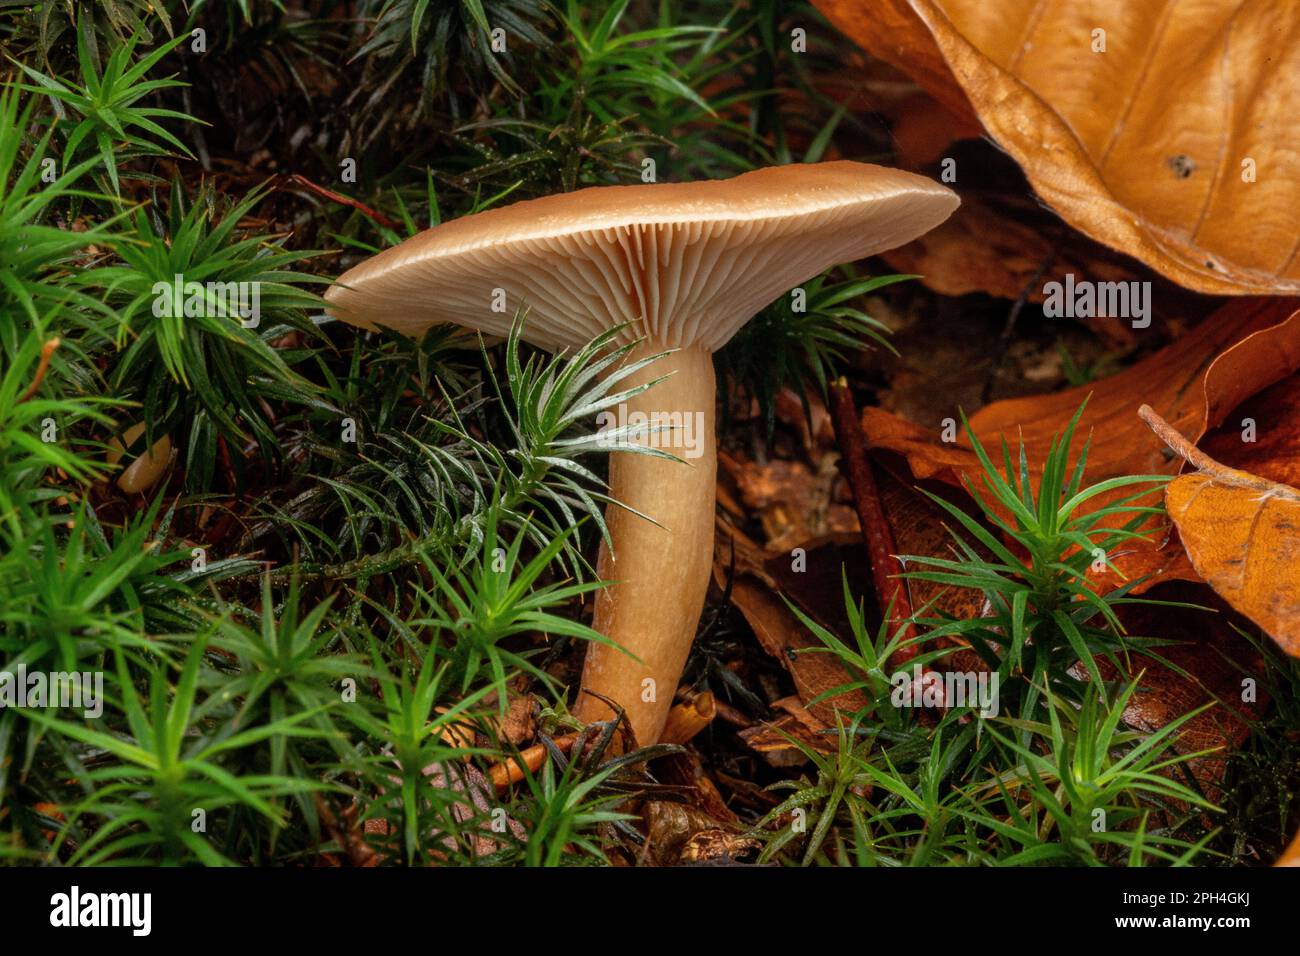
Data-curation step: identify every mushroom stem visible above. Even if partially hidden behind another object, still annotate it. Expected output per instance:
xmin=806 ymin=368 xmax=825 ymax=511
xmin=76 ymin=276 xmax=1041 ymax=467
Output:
xmin=576 ymin=345 xmax=716 ymax=745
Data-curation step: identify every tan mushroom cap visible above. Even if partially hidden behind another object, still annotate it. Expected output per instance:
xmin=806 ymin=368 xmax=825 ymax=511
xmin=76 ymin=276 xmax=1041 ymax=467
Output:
xmin=324 ymin=161 xmax=958 ymax=353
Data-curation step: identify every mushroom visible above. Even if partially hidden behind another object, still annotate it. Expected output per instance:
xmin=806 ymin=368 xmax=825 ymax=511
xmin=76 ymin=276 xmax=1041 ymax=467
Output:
xmin=324 ymin=161 xmax=958 ymax=744
xmin=107 ymin=423 xmax=173 ymax=494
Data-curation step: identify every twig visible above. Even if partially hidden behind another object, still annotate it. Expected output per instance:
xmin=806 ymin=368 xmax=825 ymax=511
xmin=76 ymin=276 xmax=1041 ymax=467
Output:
xmin=216 ymin=434 xmax=239 ymax=493
xmin=280 ymin=173 xmax=400 ymax=232
xmin=1136 ymin=405 xmax=1210 ymax=468
xmin=829 ymin=377 xmax=918 ymax=664
xmin=18 ymin=338 xmax=59 ymax=404
xmin=488 ymin=734 xmax=578 ymax=791
xmin=1139 ymin=404 xmax=1287 ymax=493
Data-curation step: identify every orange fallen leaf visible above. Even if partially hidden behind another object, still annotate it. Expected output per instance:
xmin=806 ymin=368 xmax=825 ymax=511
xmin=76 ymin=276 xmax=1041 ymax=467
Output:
xmin=738 ymin=697 xmax=838 ymax=764
xmin=720 ymin=536 xmax=872 ymax=725
xmin=816 ymin=0 xmax=973 ymax=123
xmin=815 ymin=0 xmax=1300 ymax=294
xmin=885 ymin=89 xmax=983 ymax=167
xmin=880 ymin=191 xmax=1145 ymax=312
xmin=1140 ymin=404 xmax=1300 ymax=658
xmin=797 ymin=57 xmax=984 ymax=166
xmin=1280 ymin=829 xmax=1300 ymax=867
xmin=862 ymin=299 xmax=1300 ymax=588
xmin=875 ymin=464 xmax=990 ymax=622
xmin=1200 ymin=367 xmax=1300 ymax=490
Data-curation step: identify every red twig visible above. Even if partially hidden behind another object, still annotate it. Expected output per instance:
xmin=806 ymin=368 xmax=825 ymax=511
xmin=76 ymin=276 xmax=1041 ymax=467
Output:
xmin=488 ymin=735 xmax=578 ymax=791
xmin=280 ymin=173 xmax=400 ymax=232
xmin=216 ymin=434 xmax=239 ymax=493
xmin=829 ymin=377 xmax=918 ymax=665
xmin=18 ymin=338 xmax=59 ymax=404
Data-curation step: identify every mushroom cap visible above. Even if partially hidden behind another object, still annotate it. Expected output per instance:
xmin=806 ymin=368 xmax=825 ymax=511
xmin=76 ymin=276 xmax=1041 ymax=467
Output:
xmin=324 ymin=162 xmax=958 ymax=353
